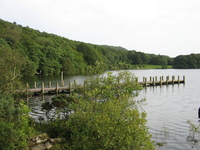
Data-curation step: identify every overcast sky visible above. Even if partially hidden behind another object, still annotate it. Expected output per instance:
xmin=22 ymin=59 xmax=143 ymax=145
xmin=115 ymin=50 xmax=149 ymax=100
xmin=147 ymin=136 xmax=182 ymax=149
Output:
xmin=1 ymin=0 xmax=200 ymax=57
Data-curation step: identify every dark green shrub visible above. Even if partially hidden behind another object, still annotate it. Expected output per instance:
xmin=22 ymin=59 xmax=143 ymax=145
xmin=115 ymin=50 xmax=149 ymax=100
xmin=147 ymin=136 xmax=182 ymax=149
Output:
xmin=46 ymin=71 xmax=155 ymax=149
xmin=0 ymin=94 xmax=34 ymax=150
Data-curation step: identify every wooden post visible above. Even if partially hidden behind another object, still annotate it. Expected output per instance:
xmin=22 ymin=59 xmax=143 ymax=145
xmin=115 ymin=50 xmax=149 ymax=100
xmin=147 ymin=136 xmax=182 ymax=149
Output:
xmin=42 ymin=82 xmax=44 ymax=95
xmin=183 ymin=76 xmax=186 ymax=84
xmin=178 ymin=76 xmax=180 ymax=84
xmin=62 ymin=80 xmax=65 ymax=87
xmin=56 ymin=82 xmax=58 ymax=95
xmin=153 ymin=77 xmax=155 ymax=86
xmin=172 ymin=76 xmax=174 ymax=85
xmin=162 ymin=76 xmax=164 ymax=81
xmin=145 ymin=77 xmax=147 ymax=87
xmin=150 ymin=76 xmax=152 ymax=82
xmin=34 ymin=82 xmax=36 ymax=89
xmin=166 ymin=76 xmax=169 ymax=85
xmin=160 ymin=76 xmax=162 ymax=86
xmin=61 ymin=71 xmax=63 ymax=82
xmin=155 ymin=76 xmax=157 ymax=81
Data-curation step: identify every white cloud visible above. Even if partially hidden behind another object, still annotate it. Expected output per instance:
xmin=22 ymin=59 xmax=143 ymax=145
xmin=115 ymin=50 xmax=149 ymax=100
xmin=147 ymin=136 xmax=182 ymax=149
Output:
xmin=1 ymin=0 xmax=200 ymax=57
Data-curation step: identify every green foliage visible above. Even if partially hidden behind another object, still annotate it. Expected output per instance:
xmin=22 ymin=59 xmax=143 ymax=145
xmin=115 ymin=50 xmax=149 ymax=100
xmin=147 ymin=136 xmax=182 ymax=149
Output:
xmin=0 ymin=94 xmax=35 ymax=150
xmin=66 ymin=100 xmax=154 ymax=149
xmin=43 ymin=71 xmax=155 ymax=149
xmin=138 ymin=65 xmax=172 ymax=69
xmin=186 ymin=120 xmax=200 ymax=148
xmin=127 ymin=50 xmax=172 ymax=69
xmin=0 ymin=38 xmax=24 ymax=92
xmin=187 ymin=120 xmax=200 ymax=139
xmin=51 ymin=94 xmax=75 ymax=108
xmin=64 ymin=71 xmax=154 ymax=149
xmin=173 ymin=54 xmax=200 ymax=69
xmin=0 ymin=19 xmax=176 ymax=77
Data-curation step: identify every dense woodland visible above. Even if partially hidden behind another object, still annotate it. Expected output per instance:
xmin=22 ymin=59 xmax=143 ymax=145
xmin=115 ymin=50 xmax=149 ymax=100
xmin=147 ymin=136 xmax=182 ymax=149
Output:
xmin=0 ymin=19 xmax=190 ymax=78
xmin=1 ymin=19 xmax=200 ymax=77
xmin=173 ymin=54 xmax=200 ymax=69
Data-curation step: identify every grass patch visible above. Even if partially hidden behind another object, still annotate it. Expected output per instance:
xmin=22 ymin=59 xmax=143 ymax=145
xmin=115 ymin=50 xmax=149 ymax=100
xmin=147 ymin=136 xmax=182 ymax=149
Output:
xmin=132 ymin=65 xmax=172 ymax=69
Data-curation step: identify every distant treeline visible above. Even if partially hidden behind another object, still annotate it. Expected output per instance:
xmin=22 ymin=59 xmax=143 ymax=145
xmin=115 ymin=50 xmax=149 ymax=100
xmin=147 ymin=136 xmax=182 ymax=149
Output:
xmin=173 ymin=54 xmax=200 ymax=69
xmin=0 ymin=19 xmax=200 ymax=76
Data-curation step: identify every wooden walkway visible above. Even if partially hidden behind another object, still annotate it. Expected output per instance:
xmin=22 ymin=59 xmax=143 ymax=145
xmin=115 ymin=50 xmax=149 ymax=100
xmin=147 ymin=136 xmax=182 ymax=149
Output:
xmin=20 ymin=75 xmax=185 ymax=96
xmin=138 ymin=75 xmax=185 ymax=87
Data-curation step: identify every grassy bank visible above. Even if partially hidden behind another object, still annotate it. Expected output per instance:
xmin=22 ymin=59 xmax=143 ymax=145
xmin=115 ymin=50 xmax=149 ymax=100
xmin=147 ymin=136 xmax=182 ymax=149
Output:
xmin=133 ymin=65 xmax=173 ymax=69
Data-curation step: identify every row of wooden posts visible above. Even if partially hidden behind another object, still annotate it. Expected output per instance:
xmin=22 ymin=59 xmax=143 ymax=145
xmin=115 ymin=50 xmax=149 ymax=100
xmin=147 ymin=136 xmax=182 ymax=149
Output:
xmin=140 ymin=75 xmax=185 ymax=87
xmin=25 ymin=75 xmax=185 ymax=97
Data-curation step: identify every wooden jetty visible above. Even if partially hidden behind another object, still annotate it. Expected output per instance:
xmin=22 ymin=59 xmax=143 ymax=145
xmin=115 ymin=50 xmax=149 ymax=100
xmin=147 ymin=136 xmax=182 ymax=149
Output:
xmin=139 ymin=75 xmax=185 ymax=87
xmin=21 ymin=75 xmax=185 ymax=96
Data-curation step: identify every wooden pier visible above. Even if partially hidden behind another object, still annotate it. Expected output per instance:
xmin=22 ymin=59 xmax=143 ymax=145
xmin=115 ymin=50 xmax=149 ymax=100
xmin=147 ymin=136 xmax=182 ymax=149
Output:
xmin=138 ymin=75 xmax=185 ymax=87
xmin=21 ymin=75 xmax=185 ymax=96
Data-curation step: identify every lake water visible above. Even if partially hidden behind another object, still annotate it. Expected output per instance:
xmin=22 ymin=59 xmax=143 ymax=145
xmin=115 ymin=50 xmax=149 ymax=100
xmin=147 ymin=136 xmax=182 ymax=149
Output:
xmin=131 ymin=69 xmax=200 ymax=150
xmin=24 ymin=69 xmax=200 ymax=150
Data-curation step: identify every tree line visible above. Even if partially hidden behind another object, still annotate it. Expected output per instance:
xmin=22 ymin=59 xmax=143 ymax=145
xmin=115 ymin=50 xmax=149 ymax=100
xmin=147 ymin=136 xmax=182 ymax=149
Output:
xmin=173 ymin=54 xmax=200 ymax=69
xmin=0 ymin=19 xmax=200 ymax=78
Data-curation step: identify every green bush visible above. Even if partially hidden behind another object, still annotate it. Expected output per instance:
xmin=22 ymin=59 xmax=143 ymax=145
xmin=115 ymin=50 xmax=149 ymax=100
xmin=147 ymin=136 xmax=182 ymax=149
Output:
xmin=46 ymin=71 xmax=155 ymax=149
xmin=0 ymin=94 xmax=34 ymax=150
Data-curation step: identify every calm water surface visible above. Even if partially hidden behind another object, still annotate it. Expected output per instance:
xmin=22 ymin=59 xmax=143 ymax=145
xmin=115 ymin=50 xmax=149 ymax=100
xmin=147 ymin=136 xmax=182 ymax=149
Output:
xmin=130 ymin=69 xmax=200 ymax=150
xmin=24 ymin=69 xmax=200 ymax=150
